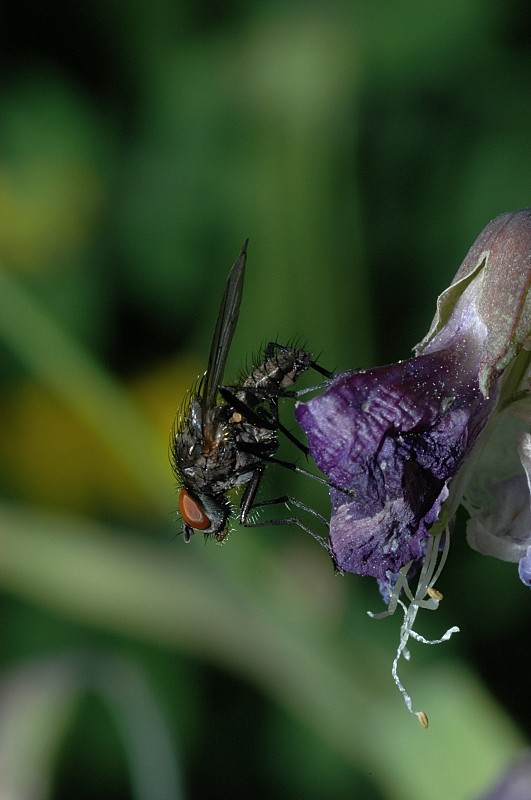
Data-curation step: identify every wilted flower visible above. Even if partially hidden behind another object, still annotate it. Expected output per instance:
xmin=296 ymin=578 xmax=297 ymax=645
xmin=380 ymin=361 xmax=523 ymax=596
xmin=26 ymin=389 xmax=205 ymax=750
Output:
xmin=295 ymin=209 xmax=531 ymax=722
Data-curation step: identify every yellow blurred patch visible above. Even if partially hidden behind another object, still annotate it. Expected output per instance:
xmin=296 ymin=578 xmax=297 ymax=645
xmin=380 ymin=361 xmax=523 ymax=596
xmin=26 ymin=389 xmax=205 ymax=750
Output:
xmin=0 ymin=356 xmax=200 ymax=521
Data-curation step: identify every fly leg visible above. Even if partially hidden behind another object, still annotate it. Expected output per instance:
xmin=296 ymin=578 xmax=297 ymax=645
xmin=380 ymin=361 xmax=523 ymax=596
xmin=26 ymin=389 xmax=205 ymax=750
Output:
xmin=235 ymin=439 xmax=355 ymax=498
xmin=238 ymin=465 xmax=334 ymax=560
xmin=219 ymin=385 xmax=277 ymax=427
xmin=260 ymin=342 xmax=334 ymax=397
xmin=264 ymin=341 xmax=334 ymax=380
xmin=265 ymin=454 xmax=357 ymax=499
xmin=219 ymin=385 xmax=309 ymax=455
xmin=263 ymin=455 xmax=332 ymax=487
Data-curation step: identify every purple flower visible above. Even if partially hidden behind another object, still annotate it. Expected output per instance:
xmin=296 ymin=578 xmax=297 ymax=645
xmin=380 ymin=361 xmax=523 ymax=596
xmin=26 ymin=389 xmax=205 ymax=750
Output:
xmin=295 ymin=210 xmax=531 ymax=722
xmin=296 ymin=326 xmax=496 ymax=588
xmin=296 ymin=209 xmax=531 ymax=591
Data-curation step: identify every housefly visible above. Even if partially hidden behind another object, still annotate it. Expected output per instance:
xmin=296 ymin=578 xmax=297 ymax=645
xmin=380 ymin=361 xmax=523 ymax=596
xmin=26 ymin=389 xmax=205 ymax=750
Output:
xmin=170 ymin=241 xmax=334 ymax=552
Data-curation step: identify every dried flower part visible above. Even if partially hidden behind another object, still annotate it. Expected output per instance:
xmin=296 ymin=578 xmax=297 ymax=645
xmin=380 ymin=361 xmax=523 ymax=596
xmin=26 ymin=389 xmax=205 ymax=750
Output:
xmin=417 ymin=209 xmax=531 ymax=397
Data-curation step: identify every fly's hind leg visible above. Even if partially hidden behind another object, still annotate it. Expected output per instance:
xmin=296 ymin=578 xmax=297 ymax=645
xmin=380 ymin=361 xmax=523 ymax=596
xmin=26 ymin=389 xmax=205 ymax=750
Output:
xmin=264 ymin=341 xmax=334 ymax=381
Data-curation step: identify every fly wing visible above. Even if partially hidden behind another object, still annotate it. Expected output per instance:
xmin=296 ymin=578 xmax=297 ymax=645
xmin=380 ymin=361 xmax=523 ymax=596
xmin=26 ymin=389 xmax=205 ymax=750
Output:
xmin=201 ymin=240 xmax=248 ymax=425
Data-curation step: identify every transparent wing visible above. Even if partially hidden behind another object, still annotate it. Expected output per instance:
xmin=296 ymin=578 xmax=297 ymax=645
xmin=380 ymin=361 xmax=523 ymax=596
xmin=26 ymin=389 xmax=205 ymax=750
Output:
xmin=201 ymin=240 xmax=248 ymax=422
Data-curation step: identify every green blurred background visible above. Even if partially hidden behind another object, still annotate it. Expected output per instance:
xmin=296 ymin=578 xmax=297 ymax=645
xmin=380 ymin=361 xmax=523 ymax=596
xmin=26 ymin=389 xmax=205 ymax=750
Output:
xmin=0 ymin=1 xmax=530 ymax=798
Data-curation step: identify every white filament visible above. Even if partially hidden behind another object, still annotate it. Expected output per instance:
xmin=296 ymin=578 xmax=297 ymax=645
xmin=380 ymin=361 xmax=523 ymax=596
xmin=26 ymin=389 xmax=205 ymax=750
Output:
xmin=368 ymin=527 xmax=460 ymax=722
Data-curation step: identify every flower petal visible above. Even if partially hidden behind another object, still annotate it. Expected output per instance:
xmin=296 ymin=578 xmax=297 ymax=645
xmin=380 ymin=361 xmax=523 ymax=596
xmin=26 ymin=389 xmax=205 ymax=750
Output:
xmin=466 ymin=474 xmax=531 ymax=562
xmin=296 ymin=339 xmax=496 ymax=583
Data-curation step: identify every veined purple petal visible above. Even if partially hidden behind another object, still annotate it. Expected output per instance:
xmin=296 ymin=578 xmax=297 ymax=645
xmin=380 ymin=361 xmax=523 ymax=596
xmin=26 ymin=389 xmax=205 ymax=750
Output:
xmin=296 ymin=337 xmax=496 ymax=582
xmin=296 ymin=273 xmax=500 ymax=585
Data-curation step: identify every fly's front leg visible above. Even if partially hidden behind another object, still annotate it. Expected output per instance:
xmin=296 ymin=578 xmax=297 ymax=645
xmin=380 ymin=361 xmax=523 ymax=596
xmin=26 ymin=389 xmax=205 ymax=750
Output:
xmin=237 ymin=464 xmax=334 ymax=563
xmin=251 ymin=493 xmax=328 ymax=528
xmin=243 ymin=494 xmax=333 ymax=559
xmin=239 ymin=465 xmax=265 ymax=525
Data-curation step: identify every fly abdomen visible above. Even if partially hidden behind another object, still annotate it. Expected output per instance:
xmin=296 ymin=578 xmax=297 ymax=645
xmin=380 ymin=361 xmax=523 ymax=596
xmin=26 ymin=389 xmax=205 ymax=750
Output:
xmin=242 ymin=343 xmax=313 ymax=394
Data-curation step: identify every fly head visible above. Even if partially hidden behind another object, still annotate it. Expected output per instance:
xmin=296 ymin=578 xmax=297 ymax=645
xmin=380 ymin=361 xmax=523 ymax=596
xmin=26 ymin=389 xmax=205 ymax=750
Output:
xmin=179 ymin=486 xmax=231 ymax=541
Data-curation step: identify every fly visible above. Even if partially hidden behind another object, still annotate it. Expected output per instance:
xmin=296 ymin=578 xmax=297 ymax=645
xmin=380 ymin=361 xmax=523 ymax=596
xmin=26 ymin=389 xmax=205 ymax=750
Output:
xmin=170 ymin=241 xmax=334 ymax=554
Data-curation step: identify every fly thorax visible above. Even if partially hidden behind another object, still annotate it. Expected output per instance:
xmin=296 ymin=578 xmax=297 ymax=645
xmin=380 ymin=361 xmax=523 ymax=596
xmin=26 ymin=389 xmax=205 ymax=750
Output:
xmin=189 ymin=400 xmax=203 ymax=434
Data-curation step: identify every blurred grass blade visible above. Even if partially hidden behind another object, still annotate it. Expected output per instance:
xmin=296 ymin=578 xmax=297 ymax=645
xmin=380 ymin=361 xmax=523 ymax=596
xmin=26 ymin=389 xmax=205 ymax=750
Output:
xmin=0 ymin=262 xmax=170 ymax=512
xmin=0 ymin=653 xmax=184 ymax=800
xmin=0 ymin=502 xmax=526 ymax=800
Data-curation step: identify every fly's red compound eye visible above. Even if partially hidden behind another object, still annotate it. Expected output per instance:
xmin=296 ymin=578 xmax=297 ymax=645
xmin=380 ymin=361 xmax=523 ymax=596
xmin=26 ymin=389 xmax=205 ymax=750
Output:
xmin=179 ymin=488 xmax=211 ymax=531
